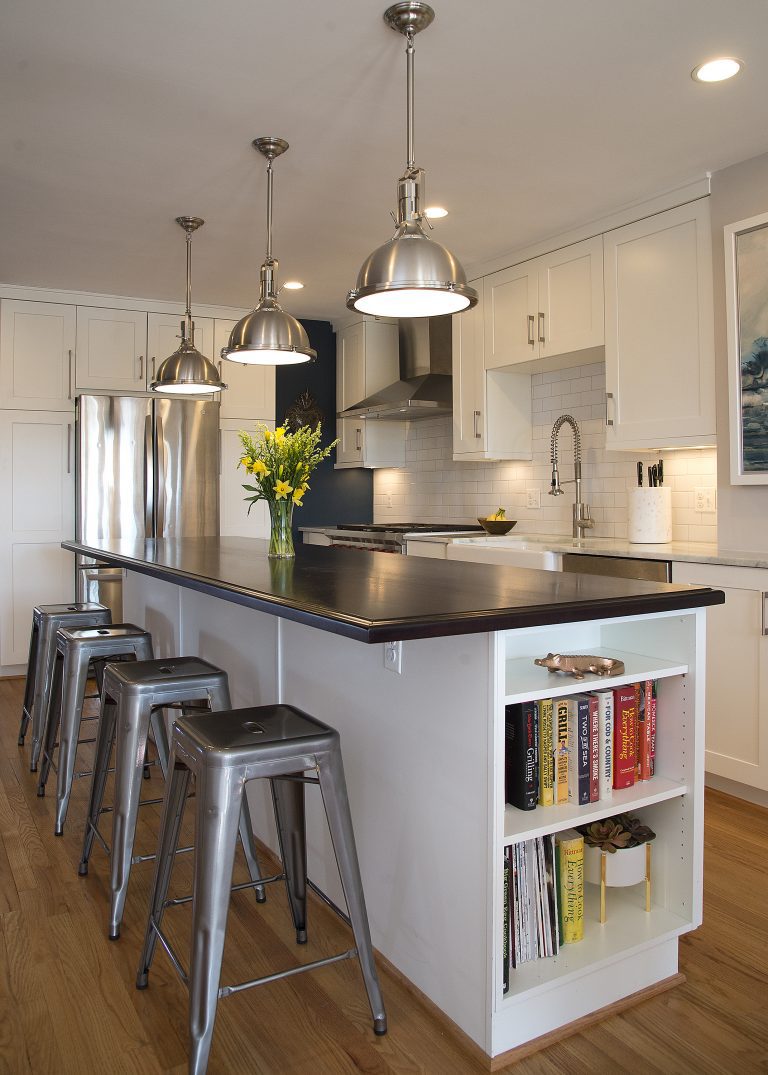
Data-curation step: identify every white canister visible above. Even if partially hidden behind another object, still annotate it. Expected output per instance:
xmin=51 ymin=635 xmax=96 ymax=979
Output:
xmin=628 ymin=487 xmax=672 ymax=544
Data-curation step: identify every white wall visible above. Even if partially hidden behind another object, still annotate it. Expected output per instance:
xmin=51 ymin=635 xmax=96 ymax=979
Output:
xmin=710 ymin=150 xmax=768 ymax=550
xmin=374 ymin=361 xmax=717 ymax=542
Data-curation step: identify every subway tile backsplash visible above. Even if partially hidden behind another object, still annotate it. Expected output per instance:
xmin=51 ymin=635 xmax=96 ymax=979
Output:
xmin=373 ymin=362 xmax=717 ymax=542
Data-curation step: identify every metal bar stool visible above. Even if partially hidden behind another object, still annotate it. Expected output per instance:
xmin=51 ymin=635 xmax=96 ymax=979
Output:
xmin=136 ymin=704 xmax=387 ymax=1075
xmin=37 ymin=624 xmax=154 ymax=835
xmin=79 ymin=656 xmax=266 ymax=941
xmin=18 ymin=602 xmax=112 ymax=770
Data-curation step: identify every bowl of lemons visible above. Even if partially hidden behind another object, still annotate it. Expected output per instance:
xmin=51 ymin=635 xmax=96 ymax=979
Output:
xmin=477 ymin=508 xmax=517 ymax=536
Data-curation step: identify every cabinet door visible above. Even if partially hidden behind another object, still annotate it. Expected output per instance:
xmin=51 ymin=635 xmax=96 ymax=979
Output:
xmin=214 ymin=319 xmax=276 ymax=422
xmin=0 ymin=411 xmax=76 ymax=665
xmin=336 ymin=322 xmax=366 ymax=464
xmin=219 ymin=421 xmax=271 ymax=539
xmin=0 ymin=300 xmax=75 ymax=410
xmin=672 ymin=562 xmax=768 ymax=791
xmin=75 ymin=307 xmax=147 ymax=393
xmin=483 ymin=263 xmax=538 ymax=369
xmin=147 ymin=313 xmax=214 ymax=390
xmin=604 ymin=200 xmax=716 ymax=450
xmin=453 ymin=281 xmax=486 ymax=453
xmin=538 ymin=236 xmax=604 ymax=359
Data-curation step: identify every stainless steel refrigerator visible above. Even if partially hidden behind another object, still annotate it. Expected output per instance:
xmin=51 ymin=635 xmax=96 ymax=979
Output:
xmin=75 ymin=393 xmax=220 ymax=619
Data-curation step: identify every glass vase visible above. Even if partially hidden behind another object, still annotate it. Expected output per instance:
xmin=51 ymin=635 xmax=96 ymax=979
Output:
xmin=267 ymin=498 xmax=295 ymax=558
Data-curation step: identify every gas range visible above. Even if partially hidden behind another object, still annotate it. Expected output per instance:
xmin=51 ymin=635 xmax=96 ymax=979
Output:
xmin=329 ymin=522 xmax=483 ymax=553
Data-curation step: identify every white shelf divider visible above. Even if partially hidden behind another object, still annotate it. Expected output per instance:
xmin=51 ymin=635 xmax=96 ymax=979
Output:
xmin=504 ymin=647 xmax=688 ymax=704
xmin=503 ymin=776 xmax=688 ymax=843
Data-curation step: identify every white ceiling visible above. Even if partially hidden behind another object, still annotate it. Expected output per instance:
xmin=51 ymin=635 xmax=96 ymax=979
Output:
xmin=2 ymin=0 xmax=768 ymax=322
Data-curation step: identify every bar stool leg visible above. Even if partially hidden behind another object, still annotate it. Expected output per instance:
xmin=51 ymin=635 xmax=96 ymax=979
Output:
xmin=316 ymin=746 xmax=387 ymax=1035
xmin=37 ymin=651 xmax=63 ymax=793
xmin=50 ymin=652 xmax=91 ymax=835
xmin=270 ymin=775 xmax=308 ymax=942
xmin=29 ymin=618 xmax=58 ymax=771
xmin=109 ymin=695 xmax=154 ymax=939
xmin=207 ymin=681 xmax=266 ymax=905
xmin=18 ymin=620 xmax=38 ymax=745
xmin=187 ymin=767 xmax=243 ymax=1075
xmin=136 ymin=754 xmax=191 ymax=988
xmin=79 ymin=691 xmax=118 ymax=876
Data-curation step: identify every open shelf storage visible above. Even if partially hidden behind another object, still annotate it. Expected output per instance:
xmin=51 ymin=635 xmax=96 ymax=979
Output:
xmin=491 ymin=609 xmax=703 ymax=1059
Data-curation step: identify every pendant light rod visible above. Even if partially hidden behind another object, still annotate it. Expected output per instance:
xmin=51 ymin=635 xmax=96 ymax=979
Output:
xmin=176 ymin=215 xmax=204 ymax=343
xmin=266 ymin=158 xmax=274 ymax=266
xmin=406 ymin=28 xmax=415 ymax=169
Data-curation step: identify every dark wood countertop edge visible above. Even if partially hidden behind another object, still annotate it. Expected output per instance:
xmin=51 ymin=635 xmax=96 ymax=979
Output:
xmin=62 ymin=541 xmax=725 ymax=644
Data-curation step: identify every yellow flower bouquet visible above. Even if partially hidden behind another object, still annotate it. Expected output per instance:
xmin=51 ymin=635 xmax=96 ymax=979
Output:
xmin=238 ymin=423 xmax=338 ymax=558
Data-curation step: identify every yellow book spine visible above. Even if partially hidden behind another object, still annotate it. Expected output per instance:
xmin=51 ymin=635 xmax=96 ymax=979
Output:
xmin=553 ymin=698 xmax=569 ymax=805
xmin=558 ymin=836 xmax=584 ymax=944
xmin=538 ymin=698 xmax=554 ymax=806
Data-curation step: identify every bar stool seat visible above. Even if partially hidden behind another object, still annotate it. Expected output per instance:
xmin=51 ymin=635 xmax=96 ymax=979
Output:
xmin=19 ymin=602 xmax=112 ymax=770
xmin=79 ymin=656 xmax=266 ymax=940
xmin=37 ymin=624 xmax=154 ymax=835
xmin=136 ymin=704 xmax=387 ymax=1075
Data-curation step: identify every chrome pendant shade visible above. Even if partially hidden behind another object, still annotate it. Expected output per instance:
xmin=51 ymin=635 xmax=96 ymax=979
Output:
xmin=221 ymin=138 xmax=315 ymax=366
xmin=347 ymin=2 xmax=477 ymax=318
xmin=151 ymin=216 xmax=226 ymax=394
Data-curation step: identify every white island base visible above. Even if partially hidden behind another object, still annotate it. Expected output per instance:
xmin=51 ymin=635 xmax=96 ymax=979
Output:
xmin=124 ymin=569 xmax=705 ymax=1065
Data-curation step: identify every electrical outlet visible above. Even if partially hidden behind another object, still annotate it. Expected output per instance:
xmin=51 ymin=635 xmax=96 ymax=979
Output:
xmin=694 ymin=487 xmax=717 ymax=513
xmin=526 ymin=489 xmax=541 ymax=509
xmin=383 ymin=640 xmax=403 ymax=674
xmin=385 ymin=493 xmax=393 ymax=508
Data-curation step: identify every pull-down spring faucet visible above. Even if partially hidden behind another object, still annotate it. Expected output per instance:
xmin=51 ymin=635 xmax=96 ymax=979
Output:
xmin=549 ymin=414 xmax=594 ymax=539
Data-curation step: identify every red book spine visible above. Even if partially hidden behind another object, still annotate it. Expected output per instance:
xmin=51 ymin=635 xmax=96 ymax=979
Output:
xmin=588 ymin=694 xmax=599 ymax=802
xmin=612 ymin=685 xmax=637 ymax=789
xmin=649 ymin=682 xmax=657 ymax=777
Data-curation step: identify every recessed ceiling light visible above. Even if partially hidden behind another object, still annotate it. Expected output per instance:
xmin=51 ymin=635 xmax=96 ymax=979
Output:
xmin=691 ymin=57 xmax=743 ymax=83
xmin=424 ymin=206 xmax=448 ymax=219
xmin=283 ymin=280 xmax=304 ymax=290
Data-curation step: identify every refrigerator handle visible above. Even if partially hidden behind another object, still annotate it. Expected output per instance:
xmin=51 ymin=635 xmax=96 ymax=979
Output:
xmin=155 ymin=415 xmax=166 ymax=536
xmin=144 ymin=413 xmax=154 ymax=538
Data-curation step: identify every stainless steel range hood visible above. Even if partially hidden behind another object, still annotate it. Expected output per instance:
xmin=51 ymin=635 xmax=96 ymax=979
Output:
xmin=339 ymin=315 xmax=452 ymax=420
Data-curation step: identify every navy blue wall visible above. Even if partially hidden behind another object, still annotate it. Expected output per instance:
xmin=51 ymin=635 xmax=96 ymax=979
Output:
xmin=275 ymin=319 xmax=373 ymax=534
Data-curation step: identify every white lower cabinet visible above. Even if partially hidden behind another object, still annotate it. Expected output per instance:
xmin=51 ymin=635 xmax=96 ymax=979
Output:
xmin=603 ymin=200 xmax=716 ymax=450
xmin=0 ymin=411 xmax=75 ymax=665
xmin=219 ymin=420 xmax=271 ymax=540
xmin=672 ymin=561 xmax=768 ymax=792
xmin=493 ymin=609 xmax=703 ymax=1055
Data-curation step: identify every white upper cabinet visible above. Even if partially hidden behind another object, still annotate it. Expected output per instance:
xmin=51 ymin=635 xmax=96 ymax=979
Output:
xmin=147 ymin=312 xmax=214 ymax=391
xmin=75 ymin=307 xmax=148 ymax=392
xmin=603 ymin=200 xmax=716 ymax=450
xmin=483 ymin=236 xmax=604 ymax=371
xmin=453 ymin=280 xmax=532 ymax=461
xmin=214 ymin=319 xmax=276 ymax=422
xmin=335 ymin=318 xmax=405 ymax=468
xmin=0 ymin=299 xmax=76 ymax=410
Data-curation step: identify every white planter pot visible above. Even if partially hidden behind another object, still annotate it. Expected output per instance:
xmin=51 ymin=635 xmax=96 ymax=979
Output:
xmin=584 ymin=842 xmax=648 ymax=888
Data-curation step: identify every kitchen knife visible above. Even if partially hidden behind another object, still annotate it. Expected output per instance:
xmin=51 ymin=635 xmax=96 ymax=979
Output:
xmin=637 ymin=461 xmax=643 ymax=487
xmin=658 ymin=458 xmax=664 ymax=486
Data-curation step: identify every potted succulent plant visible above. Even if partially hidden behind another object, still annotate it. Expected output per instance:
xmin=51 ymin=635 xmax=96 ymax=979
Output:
xmin=580 ymin=813 xmax=656 ymax=888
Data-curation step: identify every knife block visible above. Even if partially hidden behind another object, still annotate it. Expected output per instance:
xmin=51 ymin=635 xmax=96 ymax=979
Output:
xmin=628 ymin=487 xmax=672 ymax=544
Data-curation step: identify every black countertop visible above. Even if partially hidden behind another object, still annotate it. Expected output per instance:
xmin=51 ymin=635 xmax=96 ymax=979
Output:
xmin=63 ymin=537 xmax=725 ymax=644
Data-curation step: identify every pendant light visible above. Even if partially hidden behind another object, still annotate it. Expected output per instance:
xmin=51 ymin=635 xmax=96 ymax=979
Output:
xmin=221 ymin=138 xmax=316 ymax=365
xmin=347 ymin=2 xmax=477 ymax=318
xmin=151 ymin=216 xmax=226 ymax=395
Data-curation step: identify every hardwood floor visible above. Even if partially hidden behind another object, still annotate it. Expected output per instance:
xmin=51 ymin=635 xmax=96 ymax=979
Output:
xmin=0 ymin=674 xmax=766 ymax=1074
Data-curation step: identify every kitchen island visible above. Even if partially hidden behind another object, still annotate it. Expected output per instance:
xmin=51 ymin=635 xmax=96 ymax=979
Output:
xmin=63 ymin=535 xmax=723 ymax=1064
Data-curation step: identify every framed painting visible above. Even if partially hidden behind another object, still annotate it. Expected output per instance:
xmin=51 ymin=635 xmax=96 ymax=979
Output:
xmin=725 ymin=211 xmax=768 ymax=484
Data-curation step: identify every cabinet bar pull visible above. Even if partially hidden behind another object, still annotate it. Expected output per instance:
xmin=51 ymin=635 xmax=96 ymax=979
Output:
xmin=355 ymin=427 xmax=362 ymax=451
xmin=527 ymin=314 xmax=535 ymax=347
xmin=538 ymin=312 xmax=545 ymax=343
xmin=67 ymin=349 xmax=73 ymax=399
xmin=762 ymin=593 xmax=768 ymax=636
xmin=151 ymin=356 xmax=156 ymax=379
xmin=218 ymin=361 xmax=223 ymax=377
xmin=605 ymin=391 xmax=614 ymax=427
xmin=473 ymin=409 xmax=481 ymax=438
xmin=138 ymin=355 xmax=144 ymax=381
xmin=66 ymin=424 xmax=72 ymax=474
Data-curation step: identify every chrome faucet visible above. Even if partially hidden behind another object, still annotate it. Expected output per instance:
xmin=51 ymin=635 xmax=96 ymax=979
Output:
xmin=549 ymin=414 xmax=595 ymax=539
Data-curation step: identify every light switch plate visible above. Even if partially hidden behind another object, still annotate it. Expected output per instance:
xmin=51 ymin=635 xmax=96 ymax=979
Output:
xmin=694 ymin=487 xmax=716 ymax=513
xmin=526 ymin=489 xmax=541 ymax=509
